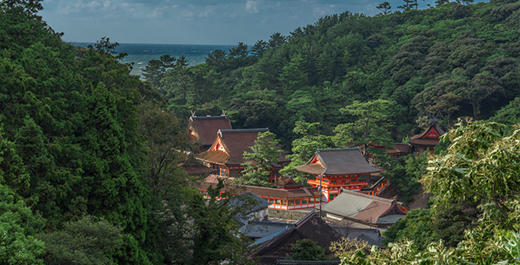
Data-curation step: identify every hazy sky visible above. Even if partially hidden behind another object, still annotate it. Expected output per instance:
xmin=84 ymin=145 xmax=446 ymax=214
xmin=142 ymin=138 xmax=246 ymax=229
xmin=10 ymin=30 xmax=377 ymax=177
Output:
xmin=39 ymin=0 xmax=483 ymax=45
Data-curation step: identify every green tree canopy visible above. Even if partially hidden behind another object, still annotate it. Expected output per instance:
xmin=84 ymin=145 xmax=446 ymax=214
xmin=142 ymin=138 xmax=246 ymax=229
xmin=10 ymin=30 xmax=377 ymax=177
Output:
xmin=234 ymin=131 xmax=282 ymax=187
xmin=287 ymin=239 xmax=327 ymax=261
xmin=333 ymin=99 xmax=398 ymax=160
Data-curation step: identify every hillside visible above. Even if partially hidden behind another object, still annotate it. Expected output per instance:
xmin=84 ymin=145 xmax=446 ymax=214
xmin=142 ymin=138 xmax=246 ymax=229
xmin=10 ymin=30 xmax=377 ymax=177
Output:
xmin=153 ymin=0 xmax=520 ymax=147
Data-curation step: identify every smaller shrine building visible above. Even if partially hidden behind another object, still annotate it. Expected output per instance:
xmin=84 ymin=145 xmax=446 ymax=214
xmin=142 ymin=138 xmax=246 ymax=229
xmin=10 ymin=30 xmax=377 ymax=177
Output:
xmin=409 ymin=122 xmax=445 ymax=154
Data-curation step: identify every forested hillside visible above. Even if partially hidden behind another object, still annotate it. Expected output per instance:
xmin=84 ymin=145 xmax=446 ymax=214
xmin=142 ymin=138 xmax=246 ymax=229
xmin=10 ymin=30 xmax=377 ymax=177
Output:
xmin=0 ymin=1 xmax=256 ymax=264
xmin=150 ymin=0 xmax=520 ymax=147
xmin=4 ymin=0 xmax=520 ymax=263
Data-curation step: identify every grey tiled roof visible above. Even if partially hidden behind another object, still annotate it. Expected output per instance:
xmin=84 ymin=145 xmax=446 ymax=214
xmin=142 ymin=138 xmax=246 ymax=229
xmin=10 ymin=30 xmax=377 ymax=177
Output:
xmin=243 ymin=221 xmax=296 ymax=238
xmin=322 ymin=189 xmax=406 ymax=225
xmin=295 ymin=148 xmax=382 ymax=175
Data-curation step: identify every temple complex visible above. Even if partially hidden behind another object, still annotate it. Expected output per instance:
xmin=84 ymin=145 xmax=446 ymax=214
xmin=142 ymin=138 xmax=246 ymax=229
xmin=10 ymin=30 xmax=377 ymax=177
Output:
xmin=295 ymin=148 xmax=385 ymax=203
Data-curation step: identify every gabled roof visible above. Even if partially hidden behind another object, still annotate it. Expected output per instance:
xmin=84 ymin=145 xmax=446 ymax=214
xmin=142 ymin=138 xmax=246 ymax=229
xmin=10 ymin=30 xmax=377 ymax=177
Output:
xmin=409 ymin=123 xmax=445 ymax=146
xmin=197 ymin=128 xmax=269 ymax=165
xmin=189 ymin=115 xmax=232 ymax=147
xmin=254 ymin=211 xmax=342 ymax=257
xmin=322 ymin=189 xmax=406 ymax=226
xmin=294 ymin=148 xmax=382 ymax=175
xmin=332 ymin=227 xmax=383 ymax=246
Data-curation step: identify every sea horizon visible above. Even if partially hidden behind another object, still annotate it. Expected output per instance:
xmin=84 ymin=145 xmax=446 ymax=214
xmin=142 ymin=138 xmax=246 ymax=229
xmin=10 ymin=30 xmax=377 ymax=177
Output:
xmin=72 ymin=42 xmax=236 ymax=77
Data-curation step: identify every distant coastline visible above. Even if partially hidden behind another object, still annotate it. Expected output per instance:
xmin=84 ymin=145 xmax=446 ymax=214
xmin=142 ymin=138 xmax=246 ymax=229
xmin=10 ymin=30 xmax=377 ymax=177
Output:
xmin=72 ymin=42 xmax=235 ymax=77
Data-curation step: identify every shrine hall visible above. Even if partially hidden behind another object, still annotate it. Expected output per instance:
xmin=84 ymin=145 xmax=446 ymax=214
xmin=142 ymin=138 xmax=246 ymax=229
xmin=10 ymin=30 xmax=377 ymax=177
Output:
xmin=295 ymin=148 xmax=385 ymax=203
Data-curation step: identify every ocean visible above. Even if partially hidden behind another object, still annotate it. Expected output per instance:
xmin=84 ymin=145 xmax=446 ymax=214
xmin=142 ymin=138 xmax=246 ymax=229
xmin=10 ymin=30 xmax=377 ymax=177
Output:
xmin=73 ymin=43 xmax=236 ymax=77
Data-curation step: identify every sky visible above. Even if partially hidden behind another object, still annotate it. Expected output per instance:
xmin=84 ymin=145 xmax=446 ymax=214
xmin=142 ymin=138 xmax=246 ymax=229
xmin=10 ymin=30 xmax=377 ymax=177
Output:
xmin=39 ymin=0 xmax=483 ymax=45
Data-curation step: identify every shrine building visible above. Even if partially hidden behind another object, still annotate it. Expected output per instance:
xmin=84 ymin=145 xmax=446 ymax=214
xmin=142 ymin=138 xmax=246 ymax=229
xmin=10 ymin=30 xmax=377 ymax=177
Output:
xmin=409 ymin=122 xmax=445 ymax=154
xmin=295 ymin=148 xmax=384 ymax=203
xmin=189 ymin=114 xmax=232 ymax=151
xmin=200 ymin=175 xmax=321 ymax=210
xmin=196 ymin=128 xmax=288 ymax=181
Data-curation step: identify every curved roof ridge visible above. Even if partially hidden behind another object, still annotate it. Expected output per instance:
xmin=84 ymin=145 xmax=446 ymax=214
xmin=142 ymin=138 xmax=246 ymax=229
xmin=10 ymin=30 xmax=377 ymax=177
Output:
xmin=317 ymin=147 xmax=361 ymax=152
xmin=219 ymin=128 xmax=269 ymax=133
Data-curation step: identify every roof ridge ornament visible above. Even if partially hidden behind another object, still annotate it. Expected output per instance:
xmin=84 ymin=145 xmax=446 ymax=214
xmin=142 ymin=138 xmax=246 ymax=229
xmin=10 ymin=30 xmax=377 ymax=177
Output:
xmin=190 ymin=110 xmax=196 ymax=117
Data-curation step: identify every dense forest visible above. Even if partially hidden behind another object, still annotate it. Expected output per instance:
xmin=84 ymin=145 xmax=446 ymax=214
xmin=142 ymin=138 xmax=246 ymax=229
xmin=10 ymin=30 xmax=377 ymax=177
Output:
xmin=0 ymin=1 xmax=256 ymax=264
xmin=3 ymin=0 xmax=520 ymax=264
xmin=147 ymin=0 xmax=520 ymax=146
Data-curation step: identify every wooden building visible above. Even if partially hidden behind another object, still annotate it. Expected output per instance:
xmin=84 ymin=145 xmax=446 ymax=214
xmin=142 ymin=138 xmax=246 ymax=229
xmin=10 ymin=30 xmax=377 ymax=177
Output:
xmin=252 ymin=210 xmax=342 ymax=264
xmin=188 ymin=114 xmax=232 ymax=151
xmin=409 ymin=122 xmax=445 ymax=154
xmin=200 ymin=175 xmax=321 ymax=210
xmin=322 ymin=188 xmax=408 ymax=227
xmin=196 ymin=128 xmax=288 ymax=180
xmin=295 ymin=148 xmax=384 ymax=203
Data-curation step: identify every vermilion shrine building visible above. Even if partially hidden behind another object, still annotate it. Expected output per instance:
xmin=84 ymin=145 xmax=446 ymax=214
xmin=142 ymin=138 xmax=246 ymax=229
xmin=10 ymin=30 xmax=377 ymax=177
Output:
xmin=200 ymin=175 xmax=321 ymax=210
xmin=295 ymin=148 xmax=386 ymax=203
xmin=409 ymin=122 xmax=445 ymax=153
xmin=196 ymin=128 xmax=288 ymax=180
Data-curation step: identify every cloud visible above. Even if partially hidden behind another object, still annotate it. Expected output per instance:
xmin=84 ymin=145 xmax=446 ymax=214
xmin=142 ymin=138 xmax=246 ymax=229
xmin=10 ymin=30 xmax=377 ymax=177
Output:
xmin=245 ymin=1 xmax=259 ymax=14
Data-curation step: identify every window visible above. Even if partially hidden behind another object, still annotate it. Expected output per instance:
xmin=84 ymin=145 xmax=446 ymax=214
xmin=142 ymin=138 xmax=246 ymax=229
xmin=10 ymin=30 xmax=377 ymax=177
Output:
xmin=302 ymin=199 xmax=307 ymax=204
xmin=281 ymin=200 xmax=287 ymax=205
xmin=309 ymin=198 xmax=314 ymax=203
xmin=351 ymin=179 xmax=357 ymax=182
xmin=295 ymin=199 xmax=300 ymax=205
xmin=323 ymin=179 xmax=329 ymax=182
xmin=329 ymin=194 xmax=336 ymax=200
xmin=275 ymin=199 xmax=281 ymax=205
xmin=330 ymin=180 xmax=337 ymax=183
xmin=288 ymin=200 xmax=294 ymax=206
xmin=268 ymin=198 xmax=274 ymax=203
xmin=315 ymin=197 xmax=320 ymax=203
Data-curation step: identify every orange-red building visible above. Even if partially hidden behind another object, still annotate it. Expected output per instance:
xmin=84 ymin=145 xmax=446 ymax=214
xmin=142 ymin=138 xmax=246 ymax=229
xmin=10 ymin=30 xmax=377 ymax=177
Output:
xmin=409 ymin=122 xmax=445 ymax=154
xmin=200 ymin=175 xmax=321 ymax=210
xmin=196 ymin=128 xmax=288 ymax=180
xmin=295 ymin=148 xmax=385 ymax=203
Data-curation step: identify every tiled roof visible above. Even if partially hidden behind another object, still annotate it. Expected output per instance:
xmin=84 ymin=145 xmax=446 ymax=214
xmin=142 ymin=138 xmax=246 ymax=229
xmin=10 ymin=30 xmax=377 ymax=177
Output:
xmin=197 ymin=128 xmax=269 ymax=165
xmin=199 ymin=181 xmax=320 ymax=199
xmin=409 ymin=123 xmax=445 ymax=146
xmin=255 ymin=211 xmax=342 ymax=257
xmin=322 ymin=189 xmax=406 ymax=226
xmin=189 ymin=115 xmax=232 ymax=146
xmin=295 ymin=148 xmax=382 ymax=175
xmin=243 ymin=221 xmax=296 ymax=238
